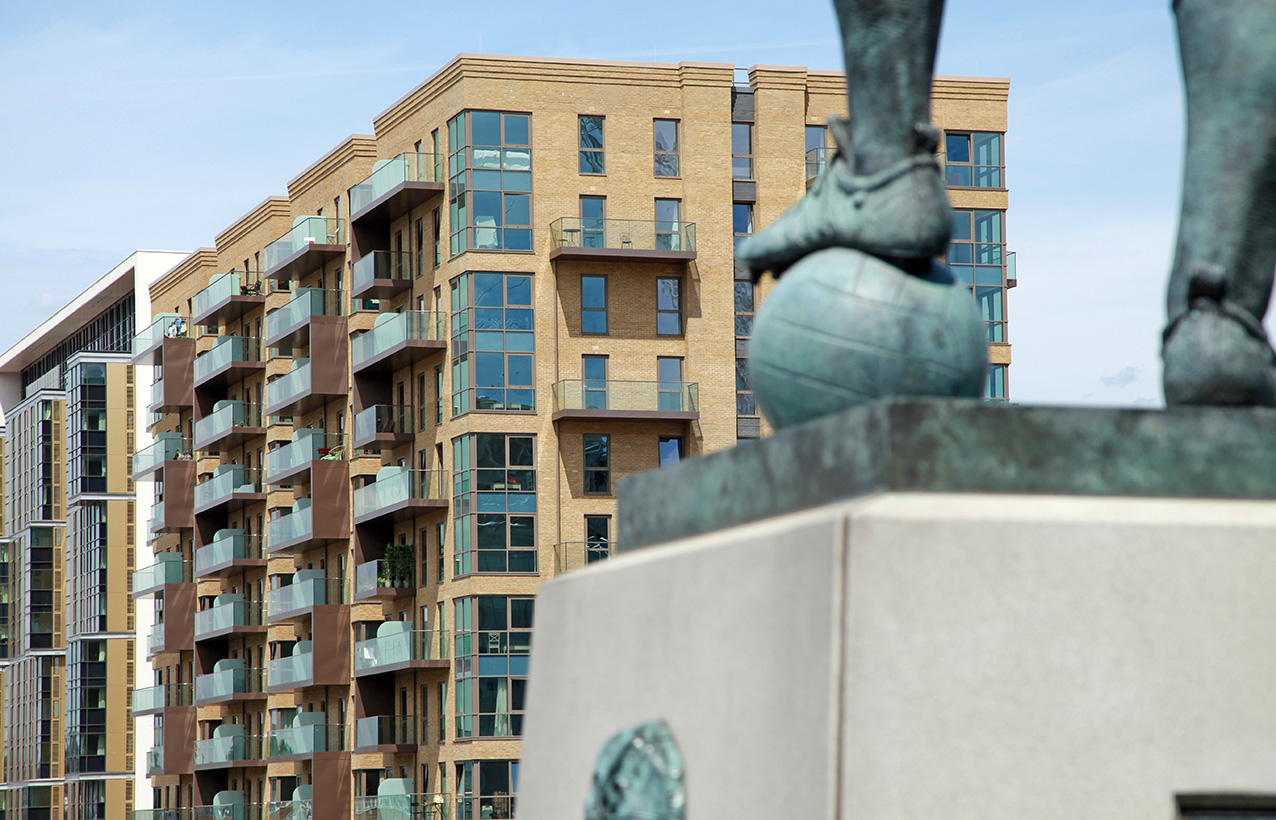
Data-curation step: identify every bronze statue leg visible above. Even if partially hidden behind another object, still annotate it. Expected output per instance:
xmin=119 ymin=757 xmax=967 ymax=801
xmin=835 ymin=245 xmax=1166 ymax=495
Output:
xmin=736 ymin=0 xmax=950 ymax=279
xmin=1163 ymin=0 xmax=1276 ymax=406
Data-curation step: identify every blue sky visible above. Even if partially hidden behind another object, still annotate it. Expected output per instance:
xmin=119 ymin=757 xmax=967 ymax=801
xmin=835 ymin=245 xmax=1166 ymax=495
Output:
xmin=0 ymin=0 xmax=1182 ymax=406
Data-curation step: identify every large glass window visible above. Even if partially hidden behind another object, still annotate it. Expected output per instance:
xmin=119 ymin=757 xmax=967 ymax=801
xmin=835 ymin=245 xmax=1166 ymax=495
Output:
xmin=448 ymin=110 xmax=532 ymax=254
xmin=985 ymin=364 xmax=1008 ymax=401
xmin=656 ymin=277 xmax=682 ymax=336
xmin=450 ymin=272 xmax=535 ymax=414
xmin=454 ymin=596 xmax=533 ymax=741
xmin=581 ymin=275 xmax=607 ymax=334
xmin=657 ymin=357 xmax=684 ymax=411
xmin=734 ymin=281 xmax=755 ymax=338
xmin=655 ymin=199 xmax=682 ymax=251
xmin=580 ymin=196 xmax=605 ymax=249
xmin=582 ymin=356 xmax=607 ymax=410
xmin=583 ymin=435 xmax=610 ymax=495
xmin=579 ymin=116 xmax=604 ymax=175
xmin=585 ymin=516 xmax=611 ymax=563
xmin=948 ymin=210 xmax=1006 ymax=343
xmin=456 ymin=759 xmax=520 ymax=820
xmin=654 ymin=119 xmax=680 ymax=177
xmin=945 ymin=132 xmax=1003 ymax=188
xmin=732 ymin=123 xmax=753 ymax=179
xmin=452 ymin=434 xmax=536 ymax=575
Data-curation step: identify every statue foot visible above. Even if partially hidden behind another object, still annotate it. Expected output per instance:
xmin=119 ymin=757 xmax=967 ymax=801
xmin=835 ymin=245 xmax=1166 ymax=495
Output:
xmin=736 ymin=119 xmax=951 ymax=281
xmin=1163 ymin=265 xmax=1276 ymax=406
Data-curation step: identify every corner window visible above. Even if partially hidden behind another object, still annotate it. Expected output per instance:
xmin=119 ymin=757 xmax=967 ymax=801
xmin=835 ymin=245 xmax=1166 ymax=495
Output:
xmin=583 ymin=435 xmax=610 ymax=495
xmin=450 ymin=272 xmax=535 ymax=414
xmin=985 ymin=364 xmax=1007 ymax=402
xmin=581 ymin=275 xmax=607 ymax=334
xmin=732 ymin=122 xmax=753 ymax=179
xmin=944 ymin=132 xmax=1003 ymax=188
xmin=452 ymin=434 xmax=537 ymax=576
xmin=447 ymin=110 xmax=532 ymax=254
xmin=656 ymin=277 xmax=682 ymax=336
xmin=948 ymin=210 xmax=1006 ymax=343
xmin=453 ymin=598 xmax=532 ymax=741
xmin=654 ymin=119 xmax=680 ymax=177
xmin=579 ymin=115 xmax=604 ymax=174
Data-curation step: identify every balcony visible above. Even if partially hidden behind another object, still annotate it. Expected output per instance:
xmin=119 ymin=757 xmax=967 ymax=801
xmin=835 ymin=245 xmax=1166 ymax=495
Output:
xmin=194 ymin=659 xmax=265 ymax=704
xmin=194 ymin=400 xmax=266 ymax=451
xmin=351 ymin=250 xmax=414 ymax=300
xmin=133 ymin=313 xmax=191 ymax=364
xmin=194 ymin=336 xmax=264 ymax=389
xmin=149 ymin=706 xmax=197 ymax=775
xmin=354 ymin=715 xmax=415 ymax=752
xmin=267 ymin=643 xmax=315 ymax=690
xmin=132 ymin=553 xmax=191 ymax=598
xmin=266 ymin=571 xmax=344 ymax=623
xmin=194 ymin=726 xmax=265 ymax=769
xmin=266 ymin=430 xmax=346 ymax=485
xmin=354 ymin=558 xmax=414 ymax=601
xmin=554 ymin=541 xmax=617 ymax=573
xmin=193 ymin=466 xmax=265 ymax=515
xmin=146 ymin=747 xmax=164 ymax=777
xmin=192 ymin=270 xmax=265 ymax=325
xmin=550 ymin=380 xmax=700 ymax=422
xmin=193 ymin=799 xmax=262 ymax=820
xmin=146 ymin=602 xmax=194 ymax=658
xmin=195 ymin=529 xmax=266 ymax=578
xmin=266 ymin=800 xmax=313 ymax=820
xmin=131 ymin=682 xmax=193 ymax=717
xmin=148 ymin=462 xmax=195 ymax=536
xmin=353 ymin=467 xmax=447 ymax=525
xmin=350 ymin=152 xmax=443 ymax=224
xmin=266 ymin=476 xmax=349 ymax=554
xmin=265 ymin=353 xmax=349 ymax=417
xmin=267 ymin=719 xmax=345 ymax=759
xmin=195 ymin=595 xmax=266 ymax=642
xmin=355 ymin=793 xmax=448 ymax=820
xmin=806 ymin=146 xmax=829 ymax=184
xmin=263 ymin=216 xmax=345 ymax=281
xmin=264 ymin=287 xmax=345 ymax=348
xmin=548 ymin=217 xmax=696 ymax=263
xmin=353 ymin=405 xmax=414 ymax=449
xmin=133 ymin=433 xmax=192 ymax=480
xmin=351 ymin=311 xmax=445 ymax=375
xmin=354 ymin=624 xmax=447 ymax=676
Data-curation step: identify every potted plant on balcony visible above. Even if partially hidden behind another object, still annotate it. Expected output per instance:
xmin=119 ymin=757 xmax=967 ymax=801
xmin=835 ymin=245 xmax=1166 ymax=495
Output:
xmin=382 ymin=543 xmax=414 ymax=588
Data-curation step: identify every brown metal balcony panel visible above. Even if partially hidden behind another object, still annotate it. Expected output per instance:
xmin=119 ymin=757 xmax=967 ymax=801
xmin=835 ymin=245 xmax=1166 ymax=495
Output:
xmin=155 ymin=461 xmax=197 ymax=531
xmin=313 ymin=756 xmax=353 ymax=820
xmin=315 ymin=607 xmax=352 ymax=686
xmin=195 ymin=424 xmax=266 ymax=453
xmin=266 ymin=462 xmax=350 ymax=554
xmin=266 ymin=596 xmax=347 ymax=625
xmin=160 ymin=706 xmax=197 ymax=775
xmin=351 ymin=339 xmax=446 ymax=377
xmin=150 ymin=584 xmax=196 ymax=658
xmin=549 ymin=246 xmax=696 ymax=264
xmin=149 ymin=340 xmax=196 ymax=412
xmin=194 ymin=358 xmax=265 ymax=391
xmin=352 ymin=496 xmax=448 ymax=526
xmin=263 ymin=243 xmax=343 ymax=281
xmin=350 ymin=180 xmax=444 ymax=226
xmin=264 ymin=321 xmax=349 ymax=417
xmin=551 ymin=408 xmax=700 ymax=423
xmin=192 ymin=293 xmax=265 ymax=327
xmin=351 ymin=428 xmax=413 ymax=450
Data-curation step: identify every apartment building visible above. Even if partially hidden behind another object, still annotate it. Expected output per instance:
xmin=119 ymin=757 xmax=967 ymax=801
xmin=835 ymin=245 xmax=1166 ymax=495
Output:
xmin=0 ymin=251 xmax=188 ymax=820
xmin=128 ymin=54 xmax=1009 ymax=820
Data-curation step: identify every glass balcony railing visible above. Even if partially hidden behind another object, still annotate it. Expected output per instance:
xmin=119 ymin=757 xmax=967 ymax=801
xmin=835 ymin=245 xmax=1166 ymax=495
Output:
xmin=133 ymin=434 xmax=190 ymax=476
xmin=554 ymin=541 xmax=617 ymax=573
xmin=355 ymin=795 xmax=448 ymax=820
xmin=195 ymin=600 xmax=265 ymax=639
xmin=353 ymin=470 xmax=447 ymax=520
xmin=263 ymin=217 xmax=345 ymax=271
xmin=266 ymin=433 xmax=345 ymax=483
xmin=354 ymin=405 xmax=414 ymax=444
xmin=355 ymin=559 xmax=414 ymax=598
xmin=194 ymin=336 xmax=261 ymax=382
xmin=266 ymin=651 xmax=314 ymax=689
xmin=194 ymin=733 xmax=264 ymax=767
xmin=351 ymin=152 xmax=441 ymax=214
xmin=192 ymin=270 xmax=263 ymax=318
xmin=265 ymin=288 xmax=345 ymax=341
xmin=147 ymin=622 xmax=166 ymax=655
xmin=195 ymin=532 xmax=264 ymax=576
xmin=806 ymin=146 xmax=829 ymax=181
xmin=135 ymin=810 xmax=193 ymax=820
xmin=549 ymin=217 xmax=696 ymax=253
xmin=551 ymin=380 xmax=699 ymax=414
xmin=268 ymin=505 xmax=313 ymax=549
xmin=266 ymin=576 xmax=343 ymax=619
xmin=195 ymin=666 xmax=265 ymax=702
xmin=266 ymin=361 xmax=314 ymax=409
xmin=132 ymin=682 xmax=192 ymax=713
xmin=149 ymin=379 xmax=165 ymax=410
xmin=354 ymin=629 xmax=447 ymax=673
xmin=267 ymin=724 xmax=344 ymax=758
xmin=194 ymin=401 xmax=263 ymax=449
xmin=355 ymin=715 xmax=415 ymax=749
xmin=192 ymin=805 xmax=260 ymax=820
xmin=351 ymin=311 xmax=444 ymax=369
xmin=352 ymin=251 xmax=413 ymax=293
xmin=133 ymin=556 xmax=191 ymax=594
xmin=134 ymin=313 xmax=190 ymax=359
xmin=146 ymin=747 xmax=164 ymax=776
xmin=266 ymin=801 xmax=313 ymax=820
xmin=194 ymin=467 xmax=263 ymax=510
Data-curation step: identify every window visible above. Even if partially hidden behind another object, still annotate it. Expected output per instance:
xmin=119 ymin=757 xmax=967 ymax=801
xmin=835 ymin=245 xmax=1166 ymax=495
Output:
xmin=655 ymin=198 xmax=682 ymax=251
xmin=732 ymin=122 xmax=753 ymax=179
xmin=985 ymin=364 xmax=1007 ymax=401
xmin=948 ymin=210 xmax=1006 ymax=342
xmin=581 ymin=275 xmax=607 ymax=334
xmin=457 ymin=759 xmax=520 ymax=820
xmin=452 ymin=434 xmax=536 ymax=575
xmin=415 ymin=218 xmax=425 ymax=277
xmin=657 ymin=357 xmax=683 ymax=411
xmin=733 ymin=202 xmax=753 ymax=255
xmin=448 ymin=110 xmax=532 ymax=253
xmin=736 ymin=358 xmax=757 ymax=416
xmin=583 ymin=435 xmax=610 ymax=495
xmin=806 ymin=125 xmax=828 ymax=180
xmin=582 ymin=356 xmax=607 ymax=410
xmin=578 ymin=115 xmax=604 ymax=174
xmin=653 ymin=119 xmax=680 ymax=177
xmin=450 ymin=272 xmax=535 ymax=414
xmin=585 ymin=516 xmax=611 ymax=563
xmin=454 ymin=597 xmax=532 ymax=741
xmin=734 ymin=281 xmax=754 ymax=337
xmin=656 ymin=277 xmax=682 ymax=336
xmin=658 ymin=436 xmax=684 ymax=467
xmin=580 ymin=196 xmax=605 ymax=248
xmin=945 ymin=132 xmax=1003 ymax=188
xmin=432 ymin=208 xmax=441 ymax=268
xmin=435 ymin=365 xmax=444 ymax=425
